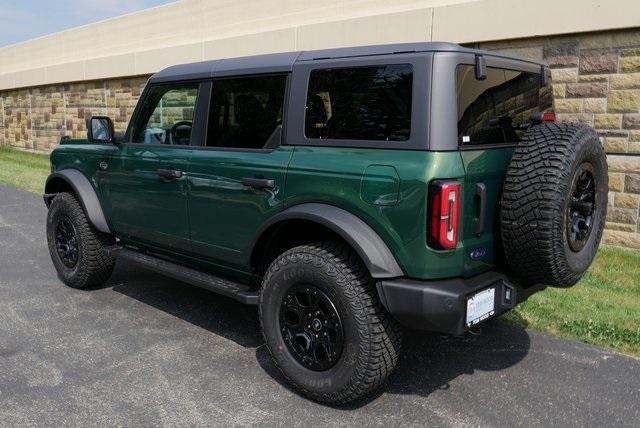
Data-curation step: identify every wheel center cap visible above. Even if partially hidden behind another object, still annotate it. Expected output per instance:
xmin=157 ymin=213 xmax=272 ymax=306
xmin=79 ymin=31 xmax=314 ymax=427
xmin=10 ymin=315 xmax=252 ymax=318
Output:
xmin=312 ymin=318 xmax=323 ymax=332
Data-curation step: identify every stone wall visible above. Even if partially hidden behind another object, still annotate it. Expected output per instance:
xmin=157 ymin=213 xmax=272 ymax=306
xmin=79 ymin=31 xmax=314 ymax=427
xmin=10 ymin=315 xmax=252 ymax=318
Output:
xmin=0 ymin=77 xmax=148 ymax=151
xmin=1 ymin=28 xmax=639 ymax=248
xmin=479 ymin=28 xmax=640 ymax=249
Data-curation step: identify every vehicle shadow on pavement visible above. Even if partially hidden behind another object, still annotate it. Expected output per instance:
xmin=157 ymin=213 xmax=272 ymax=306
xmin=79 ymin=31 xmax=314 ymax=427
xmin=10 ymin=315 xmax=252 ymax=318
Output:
xmin=384 ymin=320 xmax=531 ymax=397
xmin=107 ymin=261 xmax=530 ymax=408
xmin=256 ymin=319 xmax=531 ymax=409
xmin=107 ymin=261 xmax=263 ymax=348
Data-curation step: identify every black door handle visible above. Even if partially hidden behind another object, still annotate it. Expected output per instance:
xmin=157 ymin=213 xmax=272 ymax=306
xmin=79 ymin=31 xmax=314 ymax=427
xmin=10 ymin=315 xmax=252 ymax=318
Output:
xmin=157 ymin=168 xmax=183 ymax=180
xmin=241 ymin=177 xmax=275 ymax=189
xmin=473 ymin=182 xmax=487 ymax=235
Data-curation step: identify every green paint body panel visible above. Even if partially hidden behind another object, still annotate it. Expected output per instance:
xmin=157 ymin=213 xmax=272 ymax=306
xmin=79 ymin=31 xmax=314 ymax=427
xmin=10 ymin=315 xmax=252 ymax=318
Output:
xmin=186 ymin=146 xmax=294 ymax=271
xmin=360 ymin=165 xmax=400 ymax=206
xmin=49 ymin=139 xmax=514 ymax=282
xmin=459 ymin=148 xmax=515 ymax=273
xmin=284 ymin=146 xmax=511 ymax=279
xmin=102 ymin=144 xmax=193 ymax=253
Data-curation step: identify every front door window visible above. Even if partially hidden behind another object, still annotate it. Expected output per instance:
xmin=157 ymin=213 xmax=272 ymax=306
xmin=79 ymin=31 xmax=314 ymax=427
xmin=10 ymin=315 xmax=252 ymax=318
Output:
xmin=131 ymin=83 xmax=199 ymax=145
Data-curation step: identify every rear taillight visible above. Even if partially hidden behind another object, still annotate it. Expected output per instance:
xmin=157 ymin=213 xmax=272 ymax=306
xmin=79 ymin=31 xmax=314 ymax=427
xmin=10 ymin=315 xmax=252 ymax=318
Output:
xmin=542 ymin=112 xmax=556 ymax=121
xmin=428 ymin=180 xmax=461 ymax=250
xmin=531 ymin=111 xmax=556 ymax=123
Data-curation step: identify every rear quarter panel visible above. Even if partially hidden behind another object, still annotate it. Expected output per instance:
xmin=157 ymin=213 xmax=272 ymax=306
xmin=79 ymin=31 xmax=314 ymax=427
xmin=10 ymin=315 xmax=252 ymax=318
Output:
xmin=285 ymin=146 xmax=491 ymax=280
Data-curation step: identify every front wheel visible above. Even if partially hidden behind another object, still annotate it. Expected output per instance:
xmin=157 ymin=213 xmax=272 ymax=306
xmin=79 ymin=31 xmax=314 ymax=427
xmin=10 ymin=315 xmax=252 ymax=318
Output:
xmin=46 ymin=192 xmax=115 ymax=289
xmin=259 ymin=242 xmax=402 ymax=404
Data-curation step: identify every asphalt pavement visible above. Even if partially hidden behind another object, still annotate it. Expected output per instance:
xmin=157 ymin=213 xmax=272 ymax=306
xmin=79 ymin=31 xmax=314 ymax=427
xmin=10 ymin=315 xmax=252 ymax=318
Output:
xmin=0 ymin=184 xmax=639 ymax=427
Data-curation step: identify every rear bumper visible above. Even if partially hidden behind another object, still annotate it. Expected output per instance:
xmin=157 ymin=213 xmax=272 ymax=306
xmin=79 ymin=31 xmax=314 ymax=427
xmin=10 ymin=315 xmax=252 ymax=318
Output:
xmin=376 ymin=271 xmax=545 ymax=335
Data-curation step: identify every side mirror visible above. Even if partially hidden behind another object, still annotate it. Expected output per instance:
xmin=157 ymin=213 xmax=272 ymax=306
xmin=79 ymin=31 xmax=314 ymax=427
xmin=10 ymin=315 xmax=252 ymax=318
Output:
xmin=87 ymin=116 xmax=115 ymax=143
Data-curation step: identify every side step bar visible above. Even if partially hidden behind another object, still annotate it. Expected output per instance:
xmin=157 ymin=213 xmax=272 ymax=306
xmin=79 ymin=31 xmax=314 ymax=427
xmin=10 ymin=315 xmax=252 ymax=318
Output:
xmin=107 ymin=246 xmax=259 ymax=305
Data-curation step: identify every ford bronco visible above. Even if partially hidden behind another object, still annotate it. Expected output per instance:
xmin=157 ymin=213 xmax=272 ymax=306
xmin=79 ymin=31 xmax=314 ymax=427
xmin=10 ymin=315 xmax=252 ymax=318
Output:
xmin=44 ymin=42 xmax=608 ymax=404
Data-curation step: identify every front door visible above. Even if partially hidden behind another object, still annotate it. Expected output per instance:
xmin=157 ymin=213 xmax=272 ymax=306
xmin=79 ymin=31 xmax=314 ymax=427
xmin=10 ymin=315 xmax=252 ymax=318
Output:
xmin=187 ymin=74 xmax=292 ymax=270
xmin=105 ymin=82 xmax=204 ymax=253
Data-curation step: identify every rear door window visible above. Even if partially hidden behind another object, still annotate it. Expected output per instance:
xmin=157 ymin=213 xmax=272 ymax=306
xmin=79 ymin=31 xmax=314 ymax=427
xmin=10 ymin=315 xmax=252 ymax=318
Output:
xmin=456 ymin=65 xmax=552 ymax=146
xmin=304 ymin=64 xmax=412 ymax=141
xmin=207 ymin=75 xmax=287 ymax=149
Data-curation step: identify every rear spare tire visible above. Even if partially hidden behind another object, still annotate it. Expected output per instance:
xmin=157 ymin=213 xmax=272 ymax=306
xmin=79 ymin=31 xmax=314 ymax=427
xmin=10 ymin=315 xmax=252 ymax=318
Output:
xmin=500 ymin=122 xmax=608 ymax=287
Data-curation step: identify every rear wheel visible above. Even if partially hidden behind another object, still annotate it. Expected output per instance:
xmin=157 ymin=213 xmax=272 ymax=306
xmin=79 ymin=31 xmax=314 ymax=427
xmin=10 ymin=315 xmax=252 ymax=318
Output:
xmin=46 ymin=192 xmax=116 ymax=289
xmin=259 ymin=242 xmax=402 ymax=404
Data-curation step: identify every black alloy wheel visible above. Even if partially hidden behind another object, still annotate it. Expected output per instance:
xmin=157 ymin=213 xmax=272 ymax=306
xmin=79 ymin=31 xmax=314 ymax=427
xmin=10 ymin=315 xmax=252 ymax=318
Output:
xmin=279 ymin=284 xmax=344 ymax=371
xmin=55 ymin=217 xmax=79 ymax=268
xmin=567 ymin=163 xmax=596 ymax=253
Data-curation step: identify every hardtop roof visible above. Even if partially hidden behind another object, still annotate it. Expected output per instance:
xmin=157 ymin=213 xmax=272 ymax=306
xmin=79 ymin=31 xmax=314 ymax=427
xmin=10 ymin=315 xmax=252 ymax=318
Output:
xmin=150 ymin=41 xmax=545 ymax=83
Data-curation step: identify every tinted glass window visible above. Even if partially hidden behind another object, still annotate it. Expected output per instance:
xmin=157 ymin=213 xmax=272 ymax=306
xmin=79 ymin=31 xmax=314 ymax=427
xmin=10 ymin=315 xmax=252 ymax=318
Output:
xmin=131 ymin=83 xmax=199 ymax=145
xmin=207 ymin=75 xmax=287 ymax=149
xmin=305 ymin=65 xmax=412 ymax=141
xmin=457 ymin=65 xmax=552 ymax=146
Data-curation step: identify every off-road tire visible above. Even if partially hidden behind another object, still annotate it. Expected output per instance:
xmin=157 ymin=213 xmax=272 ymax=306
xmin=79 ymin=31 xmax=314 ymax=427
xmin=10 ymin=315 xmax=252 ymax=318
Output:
xmin=259 ymin=241 xmax=402 ymax=404
xmin=500 ymin=122 xmax=608 ymax=287
xmin=46 ymin=192 xmax=116 ymax=289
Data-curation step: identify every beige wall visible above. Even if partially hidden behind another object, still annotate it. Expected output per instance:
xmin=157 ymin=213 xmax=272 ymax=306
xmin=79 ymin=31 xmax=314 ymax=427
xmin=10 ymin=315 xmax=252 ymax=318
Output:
xmin=1 ymin=0 xmax=640 ymax=91
xmin=1 ymin=2 xmax=639 ymax=248
xmin=477 ymin=30 xmax=640 ymax=249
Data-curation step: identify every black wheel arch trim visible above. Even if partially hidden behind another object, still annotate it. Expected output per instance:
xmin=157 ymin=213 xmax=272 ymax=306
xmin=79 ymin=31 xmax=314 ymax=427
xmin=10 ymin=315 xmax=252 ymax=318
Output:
xmin=250 ymin=203 xmax=404 ymax=279
xmin=44 ymin=169 xmax=111 ymax=234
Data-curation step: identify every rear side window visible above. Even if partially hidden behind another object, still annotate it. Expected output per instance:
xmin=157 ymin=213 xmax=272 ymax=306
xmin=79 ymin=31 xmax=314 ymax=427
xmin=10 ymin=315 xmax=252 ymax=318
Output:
xmin=305 ymin=64 xmax=412 ymax=141
xmin=457 ymin=65 xmax=552 ymax=146
xmin=207 ymin=75 xmax=287 ymax=149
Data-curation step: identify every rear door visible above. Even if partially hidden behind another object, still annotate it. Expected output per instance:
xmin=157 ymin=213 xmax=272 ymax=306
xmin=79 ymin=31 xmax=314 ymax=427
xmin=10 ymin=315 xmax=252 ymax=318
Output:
xmin=453 ymin=57 xmax=552 ymax=270
xmin=186 ymin=74 xmax=292 ymax=270
xmin=105 ymin=82 xmax=205 ymax=253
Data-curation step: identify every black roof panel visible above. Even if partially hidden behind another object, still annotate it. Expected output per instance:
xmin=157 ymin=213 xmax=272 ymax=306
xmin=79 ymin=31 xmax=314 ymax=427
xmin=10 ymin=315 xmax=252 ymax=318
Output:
xmin=151 ymin=51 xmax=302 ymax=83
xmin=149 ymin=42 xmax=544 ymax=83
xmin=295 ymin=41 xmax=462 ymax=61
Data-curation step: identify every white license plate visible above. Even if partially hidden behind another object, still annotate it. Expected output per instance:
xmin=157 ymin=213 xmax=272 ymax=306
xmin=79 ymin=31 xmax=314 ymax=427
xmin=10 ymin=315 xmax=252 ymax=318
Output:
xmin=466 ymin=287 xmax=496 ymax=327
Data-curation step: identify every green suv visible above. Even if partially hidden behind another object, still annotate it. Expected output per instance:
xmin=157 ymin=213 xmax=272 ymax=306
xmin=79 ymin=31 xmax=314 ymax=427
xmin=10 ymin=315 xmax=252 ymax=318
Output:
xmin=44 ymin=42 xmax=608 ymax=404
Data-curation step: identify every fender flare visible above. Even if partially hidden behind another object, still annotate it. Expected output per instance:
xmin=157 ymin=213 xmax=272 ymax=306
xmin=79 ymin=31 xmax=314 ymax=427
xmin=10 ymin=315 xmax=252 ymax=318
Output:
xmin=251 ymin=203 xmax=404 ymax=279
xmin=44 ymin=169 xmax=111 ymax=234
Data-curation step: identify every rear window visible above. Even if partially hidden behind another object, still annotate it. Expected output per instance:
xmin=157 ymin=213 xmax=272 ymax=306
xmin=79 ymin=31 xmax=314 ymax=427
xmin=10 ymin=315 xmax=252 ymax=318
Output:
xmin=305 ymin=64 xmax=412 ymax=142
xmin=456 ymin=65 xmax=552 ymax=146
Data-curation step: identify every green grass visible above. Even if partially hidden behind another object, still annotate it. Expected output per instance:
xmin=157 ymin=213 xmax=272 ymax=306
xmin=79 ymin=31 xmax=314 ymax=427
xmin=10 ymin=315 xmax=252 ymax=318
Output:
xmin=0 ymin=145 xmax=638 ymax=355
xmin=505 ymin=246 xmax=640 ymax=356
xmin=0 ymin=146 xmax=51 ymax=194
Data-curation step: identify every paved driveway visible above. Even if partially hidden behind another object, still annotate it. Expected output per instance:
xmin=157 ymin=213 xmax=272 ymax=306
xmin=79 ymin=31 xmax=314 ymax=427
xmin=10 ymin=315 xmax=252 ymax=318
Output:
xmin=0 ymin=184 xmax=639 ymax=427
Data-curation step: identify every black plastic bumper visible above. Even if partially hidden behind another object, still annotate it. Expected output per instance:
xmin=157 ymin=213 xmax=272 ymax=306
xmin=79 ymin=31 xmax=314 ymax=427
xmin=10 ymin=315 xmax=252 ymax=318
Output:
xmin=376 ymin=271 xmax=545 ymax=336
